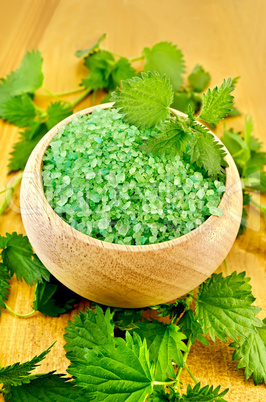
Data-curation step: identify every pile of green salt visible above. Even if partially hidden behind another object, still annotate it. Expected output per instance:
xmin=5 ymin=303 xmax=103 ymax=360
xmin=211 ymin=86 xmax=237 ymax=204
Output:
xmin=42 ymin=108 xmax=225 ymax=245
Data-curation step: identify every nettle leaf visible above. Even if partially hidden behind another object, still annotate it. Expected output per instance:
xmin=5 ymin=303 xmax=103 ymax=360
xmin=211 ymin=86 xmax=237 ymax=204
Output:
xmin=188 ymin=123 xmax=228 ymax=177
xmin=0 ymin=233 xmax=50 ymax=286
xmin=221 ymin=127 xmax=250 ymax=173
xmin=67 ymin=332 xmax=154 ymax=401
xmin=110 ymin=71 xmax=173 ymax=128
xmin=0 ymin=50 xmax=43 ymax=112
xmin=75 ymin=33 xmax=107 ymax=57
xmin=83 ymin=51 xmax=136 ymax=92
xmin=250 ymin=135 xmax=262 ymax=152
xmin=33 ymin=274 xmax=81 ymax=317
xmin=64 ymin=305 xmax=115 ymax=363
xmin=108 ymin=57 xmax=136 ymax=91
xmin=150 ymin=299 xmax=186 ymax=323
xmin=199 ymin=79 xmax=234 ymax=124
xmin=230 ymin=318 xmax=266 ymax=385
xmin=82 ymin=50 xmax=115 ymax=90
xmin=0 ymin=344 xmax=54 ymax=386
xmin=112 ymin=307 xmax=143 ymax=330
xmin=0 ymin=94 xmax=36 ymax=127
xmin=243 ymin=151 xmax=266 ymax=177
xmin=0 ymin=263 xmax=11 ymax=311
xmin=8 ymin=123 xmax=48 ymax=172
xmin=140 ymin=119 xmax=191 ymax=156
xmin=46 ymin=101 xmax=73 ymax=131
xmin=147 ymin=387 xmax=180 ymax=401
xmin=131 ymin=319 xmax=188 ymax=381
xmin=196 ymin=271 xmax=263 ymax=342
xmin=171 ymin=91 xmax=200 ymax=114
xmin=242 ymin=171 xmax=266 ymax=193
xmin=178 ymin=309 xmax=209 ymax=346
xmin=180 ymin=383 xmax=229 ymax=402
xmin=5 ymin=373 xmax=91 ymax=401
xmin=188 ymin=64 xmax=211 ymax=93
xmin=144 ymin=42 xmax=185 ymax=91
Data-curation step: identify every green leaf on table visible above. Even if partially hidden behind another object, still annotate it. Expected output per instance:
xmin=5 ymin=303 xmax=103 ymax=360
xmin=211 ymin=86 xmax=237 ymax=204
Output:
xmin=196 ymin=271 xmax=263 ymax=342
xmin=110 ymin=71 xmax=173 ymax=128
xmin=0 ymin=344 xmax=54 ymax=386
xmin=178 ymin=309 xmax=209 ymax=345
xmin=83 ymin=51 xmax=136 ymax=92
xmin=226 ymin=105 xmax=241 ymax=117
xmin=8 ymin=123 xmax=48 ymax=172
xmin=112 ymin=307 xmax=143 ymax=330
xmin=230 ymin=318 xmax=266 ymax=385
xmin=108 ymin=57 xmax=136 ymax=90
xmin=147 ymin=387 xmax=180 ymax=401
xmin=221 ymin=127 xmax=250 ymax=173
xmin=148 ymin=383 xmax=228 ymax=402
xmin=144 ymin=42 xmax=185 ymax=91
xmin=188 ymin=123 xmax=228 ymax=177
xmin=171 ymin=91 xmax=201 ymax=114
xmin=242 ymin=171 xmax=266 ymax=193
xmin=221 ymin=121 xmax=266 ymax=184
xmin=243 ymin=152 xmax=266 ymax=177
xmin=64 ymin=305 xmax=115 ymax=363
xmin=140 ymin=119 xmax=191 ymax=156
xmin=67 ymin=332 xmax=154 ymax=401
xmin=199 ymin=79 xmax=234 ymax=124
xmin=75 ymin=33 xmax=107 ymax=57
xmin=33 ymin=274 xmax=81 ymax=317
xmin=0 ymin=263 xmax=11 ymax=311
xmin=0 ymin=94 xmax=36 ymax=127
xmin=180 ymin=383 xmax=229 ymax=401
xmin=188 ymin=64 xmax=211 ymax=92
xmin=4 ymin=373 xmax=92 ymax=401
xmin=150 ymin=299 xmax=186 ymax=323
xmin=0 ymin=233 xmax=50 ymax=285
xmin=46 ymin=101 xmax=73 ymax=130
xmin=131 ymin=319 xmax=188 ymax=381
xmin=0 ymin=50 xmax=43 ymax=113
xmin=250 ymin=135 xmax=263 ymax=152
xmin=82 ymin=50 xmax=115 ymax=90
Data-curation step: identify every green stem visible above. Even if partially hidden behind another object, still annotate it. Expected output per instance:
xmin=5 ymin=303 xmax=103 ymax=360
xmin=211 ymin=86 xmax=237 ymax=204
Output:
xmin=184 ymin=362 xmax=198 ymax=384
xmin=70 ymin=87 xmax=92 ymax=108
xmin=224 ymin=259 xmax=229 ymax=276
xmin=99 ymin=44 xmax=144 ymax=63
xmin=250 ymin=197 xmax=266 ymax=214
xmin=153 ymin=380 xmax=176 ymax=386
xmin=129 ymin=55 xmax=145 ymax=62
xmin=0 ymin=172 xmax=23 ymax=216
xmin=175 ymin=336 xmax=193 ymax=385
xmin=0 ymin=187 xmax=12 ymax=195
xmin=36 ymin=86 xmax=85 ymax=98
xmin=5 ymin=303 xmax=36 ymax=318
xmin=92 ymin=90 xmax=97 ymax=106
xmin=34 ymin=104 xmax=46 ymax=113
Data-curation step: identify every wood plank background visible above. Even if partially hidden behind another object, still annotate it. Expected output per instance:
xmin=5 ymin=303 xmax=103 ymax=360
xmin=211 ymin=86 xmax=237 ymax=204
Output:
xmin=0 ymin=1 xmax=266 ymax=400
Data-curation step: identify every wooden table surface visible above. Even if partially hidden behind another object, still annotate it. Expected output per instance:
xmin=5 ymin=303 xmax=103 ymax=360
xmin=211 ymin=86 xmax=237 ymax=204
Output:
xmin=0 ymin=1 xmax=266 ymax=401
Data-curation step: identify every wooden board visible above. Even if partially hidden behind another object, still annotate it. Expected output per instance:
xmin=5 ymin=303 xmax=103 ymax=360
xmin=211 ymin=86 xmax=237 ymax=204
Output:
xmin=0 ymin=1 xmax=266 ymax=400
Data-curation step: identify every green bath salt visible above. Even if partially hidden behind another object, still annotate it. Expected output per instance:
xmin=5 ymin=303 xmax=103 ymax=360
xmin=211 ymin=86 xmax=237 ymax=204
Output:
xmin=42 ymin=108 xmax=225 ymax=245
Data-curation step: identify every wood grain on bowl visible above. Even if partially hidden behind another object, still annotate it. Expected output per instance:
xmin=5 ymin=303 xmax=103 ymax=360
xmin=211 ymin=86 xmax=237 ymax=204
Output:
xmin=20 ymin=103 xmax=243 ymax=308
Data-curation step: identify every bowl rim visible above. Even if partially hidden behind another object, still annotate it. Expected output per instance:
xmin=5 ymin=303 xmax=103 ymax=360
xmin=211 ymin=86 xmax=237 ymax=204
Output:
xmin=22 ymin=102 xmax=240 ymax=252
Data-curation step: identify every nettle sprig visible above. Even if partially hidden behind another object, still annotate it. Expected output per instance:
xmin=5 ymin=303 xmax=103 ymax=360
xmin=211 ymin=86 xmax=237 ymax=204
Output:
xmin=1 ymin=269 xmax=265 ymax=400
xmin=111 ymin=72 xmax=234 ymax=178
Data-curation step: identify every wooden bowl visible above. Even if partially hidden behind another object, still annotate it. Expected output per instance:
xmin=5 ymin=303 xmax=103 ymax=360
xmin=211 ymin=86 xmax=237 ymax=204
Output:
xmin=20 ymin=103 xmax=243 ymax=308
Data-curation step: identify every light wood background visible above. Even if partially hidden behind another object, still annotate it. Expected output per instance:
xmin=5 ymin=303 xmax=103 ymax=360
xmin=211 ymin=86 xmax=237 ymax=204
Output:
xmin=0 ymin=1 xmax=266 ymax=401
